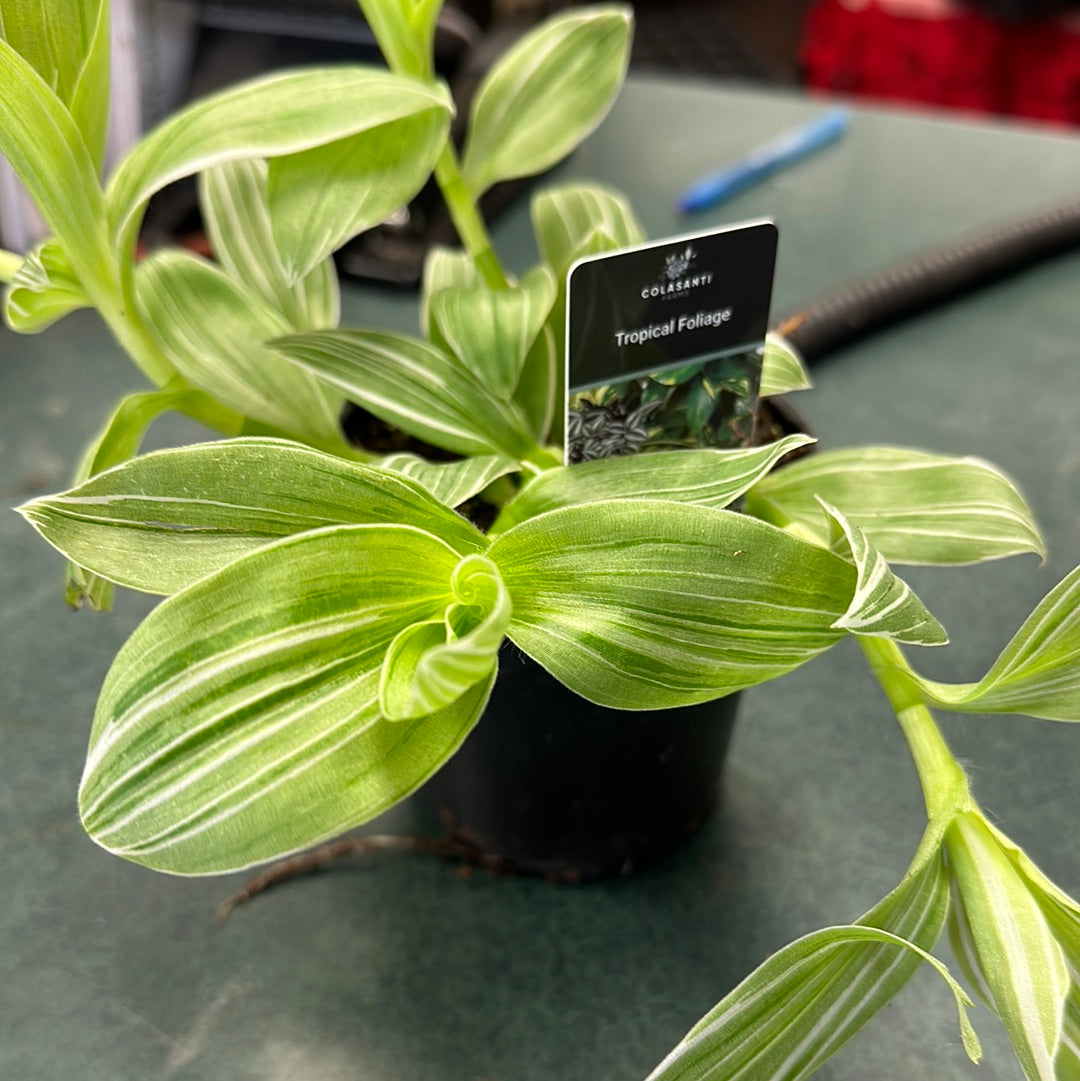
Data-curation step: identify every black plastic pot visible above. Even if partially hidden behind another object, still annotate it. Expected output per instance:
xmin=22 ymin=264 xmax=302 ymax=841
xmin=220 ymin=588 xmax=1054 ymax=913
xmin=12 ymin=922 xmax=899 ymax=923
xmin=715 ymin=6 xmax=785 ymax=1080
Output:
xmin=419 ymin=643 xmax=739 ymax=881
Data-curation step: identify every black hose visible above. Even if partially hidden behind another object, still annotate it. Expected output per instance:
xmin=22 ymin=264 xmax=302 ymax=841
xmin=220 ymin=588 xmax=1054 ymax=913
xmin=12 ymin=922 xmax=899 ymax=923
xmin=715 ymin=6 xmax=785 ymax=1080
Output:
xmin=775 ymin=196 xmax=1080 ymax=363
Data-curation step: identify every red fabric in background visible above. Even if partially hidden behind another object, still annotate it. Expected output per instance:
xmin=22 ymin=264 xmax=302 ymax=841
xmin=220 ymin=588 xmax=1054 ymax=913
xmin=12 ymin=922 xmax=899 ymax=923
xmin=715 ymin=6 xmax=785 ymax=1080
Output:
xmin=803 ymin=0 xmax=1080 ymax=125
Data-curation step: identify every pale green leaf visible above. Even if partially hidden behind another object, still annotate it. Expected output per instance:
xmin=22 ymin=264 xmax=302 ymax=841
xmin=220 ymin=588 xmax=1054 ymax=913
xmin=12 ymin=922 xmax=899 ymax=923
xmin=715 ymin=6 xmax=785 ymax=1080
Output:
xmin=357 ymin=0 xmax=442 ymax=79
xmin=514 ymin=322 xmax=558 ymax=441
xmin=461 ymin=6 xmax=633 ymax=196
xmin=646 ymin=848 xmax=979 ymax=1081
xmin=488 ymin=500 xmax=855 ymax=709
xmin=135 ymin=250 xmax=345 ymax=445
xmin=945 ymin=811 xmax=1069 ymax=1081
xmin=430 ymin=265 xmax=556 ymax=398
xmin=0 ymin=37 xmax=110 ymax=287
xmin=420 ymin=245 xmax=480 ymax=336
xmin=18 ymin=437 xmax=485 ymax=595
xmin=492 ymin=435 xmax=815 ymax=533
xmin=379 ymin=554 xmax=510 ymax=720
xmin=272 ymin=329 xmax=538 ymax=460
xmin=3 ymin=237 xmax=88 ymax=332
xmin=66 ymin=0 xmax=110 ymax=170
xmin=59 ymin=383 xmax=242 ymax=610
xmin=820 ymin=500 xmax=947 ymax=646
xmin=376 ymin=452 xmax=519 ymax=507
xmin=531 ymin=181 xmax=644 ymax=279
xmin=746 ymin=446 xmax=1046 ymax=565
xmin=199 ymin=158 xmax=339 ymax=329
xmin=79 ymin=523 xmax=492 ymax=874
xmin=760 ymin=332 xmax=812 ymax=397
xmin=0 ymin=0 xmax=108 ymax=166
xmin=267 ymin=98 xmax=450 ymax=282
xmin=915 ymin=564 xmax=1080 ymax=721
xmin=105 ymin=66 xmax=453 ymax=264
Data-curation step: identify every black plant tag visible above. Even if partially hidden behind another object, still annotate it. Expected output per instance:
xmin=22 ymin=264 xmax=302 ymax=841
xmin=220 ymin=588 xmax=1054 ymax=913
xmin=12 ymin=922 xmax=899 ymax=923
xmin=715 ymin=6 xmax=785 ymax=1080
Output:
xmin=565 ymin=220 xmax=777 ymax=464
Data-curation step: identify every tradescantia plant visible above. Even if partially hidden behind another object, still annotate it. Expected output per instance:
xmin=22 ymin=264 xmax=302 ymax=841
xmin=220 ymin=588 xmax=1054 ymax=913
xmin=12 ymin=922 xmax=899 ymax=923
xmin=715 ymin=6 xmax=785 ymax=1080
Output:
xmin=4 ymin=2 xmax=1080 ymax=1079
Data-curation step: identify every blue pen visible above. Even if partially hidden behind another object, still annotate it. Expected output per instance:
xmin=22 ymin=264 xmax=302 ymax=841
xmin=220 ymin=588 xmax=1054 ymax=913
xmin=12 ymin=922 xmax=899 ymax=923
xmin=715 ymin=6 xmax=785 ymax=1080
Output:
xmin=678 ymin=106 xmax=850 ymax=214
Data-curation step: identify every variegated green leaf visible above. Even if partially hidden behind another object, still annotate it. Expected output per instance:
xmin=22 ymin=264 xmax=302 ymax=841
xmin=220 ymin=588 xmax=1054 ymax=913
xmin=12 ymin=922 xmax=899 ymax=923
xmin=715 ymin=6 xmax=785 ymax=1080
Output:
xmin=379 ymin=554 xmax=510 ymax=720
xmin=199 ymin=158 xmax=339 ymax=329
xmin=461 ymin=6 xmax=632 ymax=196
xmin=272 ymin=329 xmax=538 ymax=460
xmin=492 ymin=435 xmax=814 ymax=533
xmin=0 ymin=0 xmax=109 ymax=168
xmin=356 ymin=0 xmax=442 ymax=79
xmin=430 ymin=265 xmax=556 ymax=399
xmin=821 ymin=500 xmax=947 ymax=646
xmin=420 ymin=245 xmax=480 ymax=336
xmin=945 ymin=811 xmax=1069 ymax=1081
xmin=488 ymin=500 xmax=855 ymax=709
xmin=18 ymin=437 xmax=485 ymax=595
xmin=746 ymin=446 xmax=1045 ymax=565
xmin=646 ymin=847 xmax=979 ymax=1081
xmin=915 ymin=564 xmax=1080 ymax=721
xmin=58 ymin=383 xmax=243 ymax=610
xmin=0 ymin=36 xmax=110 ymax=288
xmin=135 ymin=250 xmax=345 ymax=445
xmin=79 ymin=524 xmax=492 ymax=874
xmin=760 ymin=332 xmax=812 ymax=397
xmin=514 ymin=322 xmax=558 ymax=442
xmin=531 ymin=181 xmax=644 ymax=279
xmin=3 ymin=237 xmax=88 ymax=331
xmin=105 ymin=67 xmax=453 ymax=265
xmin=376 ymin=452 xmax=519 ymax=508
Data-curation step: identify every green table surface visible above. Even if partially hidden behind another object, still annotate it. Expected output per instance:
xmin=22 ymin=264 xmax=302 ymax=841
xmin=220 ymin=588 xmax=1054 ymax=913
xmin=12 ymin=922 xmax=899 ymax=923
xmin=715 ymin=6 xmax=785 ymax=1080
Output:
xmin=3 ymin=76 xmax=1080 ymax=1080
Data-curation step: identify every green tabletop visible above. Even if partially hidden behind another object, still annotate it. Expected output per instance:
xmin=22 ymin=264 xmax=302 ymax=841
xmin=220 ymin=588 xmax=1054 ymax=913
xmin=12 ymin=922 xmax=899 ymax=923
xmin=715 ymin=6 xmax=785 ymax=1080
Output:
xmin=3 ymin=76 xmax=1079 ymax=1081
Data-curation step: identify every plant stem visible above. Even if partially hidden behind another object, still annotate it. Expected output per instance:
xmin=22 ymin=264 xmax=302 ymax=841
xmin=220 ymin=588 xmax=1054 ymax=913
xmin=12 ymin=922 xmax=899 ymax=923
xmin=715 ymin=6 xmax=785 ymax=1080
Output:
xmin=860 ymin=637 xmax=971 ymax=824
xmin=433 ymin=144 xmax=510 ymax=289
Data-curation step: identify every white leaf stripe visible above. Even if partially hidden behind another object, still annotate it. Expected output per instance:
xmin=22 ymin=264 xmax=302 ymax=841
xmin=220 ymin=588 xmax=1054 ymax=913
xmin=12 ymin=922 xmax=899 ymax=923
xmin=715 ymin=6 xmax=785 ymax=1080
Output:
xmin=746 ymin=446 xmax=1045 ymax=566
xmin=493 ymin=435 xmax=815 ymax=531
xmin=946 ymin=813 xmax=1069 ymax=1081
xmin=646 ymin=854 xmax=979 ymax=1081
xmin=821 ymin=500 xmax=947 ymax=646
xmin=272 ymin=329 xmax=536 ymax=459
xmin=77 ymin=524 xmax=480 ymax=873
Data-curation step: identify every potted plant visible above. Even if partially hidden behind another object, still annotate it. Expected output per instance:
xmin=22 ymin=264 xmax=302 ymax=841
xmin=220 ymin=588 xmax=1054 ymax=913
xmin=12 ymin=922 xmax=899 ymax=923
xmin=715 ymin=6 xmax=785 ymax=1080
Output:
xmin=3 ymin=4 xmax=1080 ymax=1080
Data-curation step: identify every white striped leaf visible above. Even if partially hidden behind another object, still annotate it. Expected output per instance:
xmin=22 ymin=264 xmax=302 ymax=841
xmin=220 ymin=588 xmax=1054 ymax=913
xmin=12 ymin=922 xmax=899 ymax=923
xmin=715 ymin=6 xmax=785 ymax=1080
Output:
xmin=945 ymin=811 xmax=1069 ymax=1081
xmin=760 ymin=332 xmax=812 ymax=397
xmin=18 ymin=437 xmax=486 ymax=595
xmin=376 ymin=452 xmax=519 ymax=508
xmin=820 ymin=500 xmax=947 ymax=646
xmin=357 ymin=0 xmax=442 ymax=78
xmin=135 ymin=251 xmax=345 ymax=445
xmin=915 ymin=564 xmax=1080 ymax=721
xmin=0 ymin=37 xmax=111 ymax=297
xmin=271 ymin=329 xmax=539 ymax=460
xmin=57 ymin=384 xmax=244 ymax=609
xmin=0 ymin=0 xmax=109 ymax=168
xmin=488 ymin=500 xmax=856 ymax=709
xmin=492 ymin=435 xmax=815 ymax=533
xmin=430 ymin=265 xmax=557 ymax=399
xmin=105 ymin=67 xmax=452 ymax=266
xmin=531 ymin=181 xmax=644 ymax=279
xmin=645 ymin=849 xmax=980 ymax=1081
xmin=199 ymin=158 xmax=340 ymax=329
xmin=745 ymin=446 xmax=1045 ymax=565
xmin=420 ymin=246 xmax=481 ymax=336
xmin=3 ymin=238 xmax=88 ymax=332
xmin=79 ymin=524 xmax=493 ymax=875
xmin=461 ymin=6 xmax=632 ymax=196
xmin=1059 ymin=986 xmax=1080 ymax=1080
xmin=379 ymin=554 xmax=510 ymax=720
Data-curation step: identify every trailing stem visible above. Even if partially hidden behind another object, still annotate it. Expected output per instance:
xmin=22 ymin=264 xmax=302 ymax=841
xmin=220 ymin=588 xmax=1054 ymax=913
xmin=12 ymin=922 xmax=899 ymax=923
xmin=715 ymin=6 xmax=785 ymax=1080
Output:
xmin=860 ymin=637 xmax=972 ymax=828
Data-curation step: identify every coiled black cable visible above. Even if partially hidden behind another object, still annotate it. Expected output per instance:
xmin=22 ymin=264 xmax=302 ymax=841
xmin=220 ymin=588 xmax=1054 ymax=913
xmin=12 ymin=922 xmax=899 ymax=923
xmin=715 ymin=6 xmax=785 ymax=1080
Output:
xmin=774 ymin=196 xmax=1080 ymax=363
